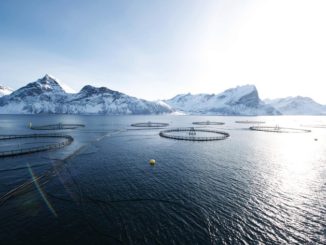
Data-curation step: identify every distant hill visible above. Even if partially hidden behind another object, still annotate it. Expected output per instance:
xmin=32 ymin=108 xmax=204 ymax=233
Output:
xmin=164 ymin=85 xmax=280 ymax=115
xmin=264 ymin=96 xmax=326 ymax=115
xmin=1 ymin=75 xmax=325 ymax=115
xmin=0 ymin=85 xmax=13 ymax=97
xmin=0 ymin=75 xmax=173 ymax=115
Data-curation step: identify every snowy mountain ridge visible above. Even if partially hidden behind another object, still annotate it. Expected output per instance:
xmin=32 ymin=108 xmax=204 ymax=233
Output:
xmin=164 ymin=85 xmax=280 ymax=115
xmin=0 ymin=75 xmax=325 ymax=115
xmin=264 ymin=96 xmax=326 ymax=115
xmin=0 ymin=75 xmax=173 ymax=115
xmin=0 ymin=85 xmax=13 ymax=97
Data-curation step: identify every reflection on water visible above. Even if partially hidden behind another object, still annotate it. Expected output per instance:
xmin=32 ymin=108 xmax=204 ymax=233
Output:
xmin=0 ymin=115 xmax=326 ymax=244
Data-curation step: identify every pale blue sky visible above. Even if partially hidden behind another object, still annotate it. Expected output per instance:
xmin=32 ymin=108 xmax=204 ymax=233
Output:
xmin=1 ymin=0 xmax=326 ymax=102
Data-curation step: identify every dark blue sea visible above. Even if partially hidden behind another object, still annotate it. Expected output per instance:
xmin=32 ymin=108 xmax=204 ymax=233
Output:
xmin=0 ymin=115 xmax=326 ymax=244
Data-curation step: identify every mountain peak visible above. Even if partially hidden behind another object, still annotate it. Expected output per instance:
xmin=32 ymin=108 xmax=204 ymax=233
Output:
xmin=32 ymin=74 xmax=65 ymax=93
xmin=79 ymin=85 xmax=117 ymax=95
xmin=221 ymin=84 xmax=259 ymax=105
xmin=265 ymin=96 xmax=326 ymax=115
xmin=0 ymin=77 xmax=173 ymax=114
xmin=293 ymin=96 xmax=315 ymax=102
xmin=165 ymin=84 xmax=278 ymax=115
xmin=224 ymin=84 xmax=257 ymax=94
xmin=43 ymin=74 xmax=52 ymax=80
xmin=0 ymin=85 xmax=13 ymax=97
xmin=6 ymin=75 xmax=66 ymax=99
xmin=39 ymin=74 xmax=59 ymax=85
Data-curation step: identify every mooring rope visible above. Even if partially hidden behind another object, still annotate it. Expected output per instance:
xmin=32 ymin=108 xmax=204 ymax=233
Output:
xmin=0 ymin=128 xmax=203 ymax=244
xmin=0 ymin=130 xmax=124 ymax=206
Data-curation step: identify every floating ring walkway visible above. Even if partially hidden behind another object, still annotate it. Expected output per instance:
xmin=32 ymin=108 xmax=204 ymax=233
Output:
xmin=301 ymin=124 xmax=326 ymax=129
xmin=159 ymin=128 xmax=229 ymax=141
xmin=131 ymin=122 xmax=169 ymax=127
xmin=0 ymin=134 xmax=73 ymax=157
xmin=249 ymin=126 xmax=311 ymax=133
xmin=192 ymin=121 xmax=225 ymax=125
xmin=30 ymin=123 xmax=85 ymax=130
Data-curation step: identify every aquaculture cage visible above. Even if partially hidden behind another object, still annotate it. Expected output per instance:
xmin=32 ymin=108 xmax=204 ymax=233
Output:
xmin=159 ymin=127 xmax=230 ymax=141
xmin=131 ymin=121 xmax=169 ymax=127
xmin=235 ymin=120 xmax=265 ymax=124
xmin=29 ymin=123 xmax=85 ymax=130
xmin=192 ymin=121 xmax=225 ymax=125
xmin=300 ymin=124 xmax=326 ymax=129
xmin=249 ymin=126 xmax=311 ymax=133
xmin=0 ymin=134 xmax=73 ymax=157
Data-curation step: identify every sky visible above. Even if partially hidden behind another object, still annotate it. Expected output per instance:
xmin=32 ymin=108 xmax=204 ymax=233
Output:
xmin=0 ymin=0 xmax=326 ymax=103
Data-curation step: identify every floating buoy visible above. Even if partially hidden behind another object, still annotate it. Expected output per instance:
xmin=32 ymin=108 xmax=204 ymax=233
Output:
xmin=149 ymin=159 xmax=156 ymax=165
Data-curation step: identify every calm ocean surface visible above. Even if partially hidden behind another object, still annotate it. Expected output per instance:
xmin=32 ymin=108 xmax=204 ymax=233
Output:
xmin=0 ymin=115 xmax=326 ymax=244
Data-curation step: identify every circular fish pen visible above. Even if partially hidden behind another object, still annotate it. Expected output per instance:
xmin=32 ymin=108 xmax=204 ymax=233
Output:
xmin=0 ymin=134 xmax=73 ymax=157
xmin=235 ymin=120 xmax=265 ymax=124
xmin=131 ymin=121 xmax=169 ymax=127
xmin=159 ymin=127 xmax=229 ymax=141
xmin=192 ymin=121 xmax=225 ymax=125
xmin=29 ymin=123 xmax=85 ymax=130
xmin=249 ymin=126 xmax=311 ymax=133
xmin=301 ymin=124 xmax=326 ymax=129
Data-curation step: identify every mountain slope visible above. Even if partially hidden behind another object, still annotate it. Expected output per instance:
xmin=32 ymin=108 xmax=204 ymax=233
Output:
xmin=0 ymin=85 xmax=13 ymax=97
xmin=3 ymin=76 xmax=325 ymax=115
xmin=0 ymin=75 xmax=67 ymax=113
xmin=265 ymin=96 xmax=326 ymax=115
xmin=62 ymin=85 xmax=173 ymax=114
xmin=165 ymin=85 xmax=280 ymax=115
xmin=0 ymin=75 xmax=173 ymax=115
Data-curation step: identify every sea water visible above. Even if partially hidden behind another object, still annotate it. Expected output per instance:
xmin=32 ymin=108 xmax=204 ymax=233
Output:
xmin=0 ymin=114 xmax=326 ymax=244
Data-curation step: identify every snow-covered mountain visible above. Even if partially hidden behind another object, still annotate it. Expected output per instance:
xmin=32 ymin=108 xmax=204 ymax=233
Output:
xmin=264 ymin=96 xmax=326 ymax=115
xmin=165 ymin=85 xmax=280 ymax=115
xmin=2 ymin=75 xmax=325 ymax=115
xmin=0 ymin=85 xmax=13 ymax=97
xmin=62 ymin=85 xmax=173 ymax=114
xmin=0 ymin=75 xmax=173 ymax=115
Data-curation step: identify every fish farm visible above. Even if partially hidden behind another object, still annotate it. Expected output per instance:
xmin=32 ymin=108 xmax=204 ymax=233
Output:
xmin=235 ymin=120 xmax=265 ymax=124
xmin=192 ymin=121 xmax=225 ymax=125
xmin=249 ymin=126 xmax=311 ymax=133
xmin=0 ymin=134 xmax=73 ymax=157
xmin=301 ymin=124 xmax=326 ymax=128
xmin=131 ymin=121 xmax=169 ymax=127
xmin=159 ymin=127 xmax=230 ymax=141
xmin=29 ymin=123 xmax=85 ymax=130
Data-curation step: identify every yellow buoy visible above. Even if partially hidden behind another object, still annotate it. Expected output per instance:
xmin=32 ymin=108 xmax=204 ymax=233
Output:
xmin=149 ymin=159 xmax=156 ymax=165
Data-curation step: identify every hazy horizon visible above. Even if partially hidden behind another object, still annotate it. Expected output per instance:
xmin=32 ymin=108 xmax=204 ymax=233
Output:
xmin=1 ymin=0 xmax=326 ymax=103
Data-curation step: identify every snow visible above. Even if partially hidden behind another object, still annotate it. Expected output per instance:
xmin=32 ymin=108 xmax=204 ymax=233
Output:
xmin=171 ymin=111 xmax=187 ymax=115
xmin=1 ymin=75 xmax=325 ymax=115
xmin=264 ymin=96 xmax=326 ymax=115
xmin=0 ymin=75 xmax=173 ymax=115
xmin=167 ymin=85 xmax=257 ymax=110
xmin=223 ymin=85 xmax=257 ymax=99
xmin=40 ymin=74 xmax=76 ymax=93
xmin=164 ymin=84 xmax=278 ymax=115
xmin=156 ymin=100 xmax=173 ymax=110
xmin=0 ymin=85 xmax=13 ymax=97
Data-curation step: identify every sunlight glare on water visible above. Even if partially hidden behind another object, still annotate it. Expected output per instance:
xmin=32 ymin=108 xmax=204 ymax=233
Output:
xmin=0 ymin=115 xmax=326 ymax=244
